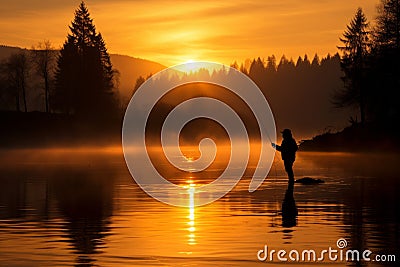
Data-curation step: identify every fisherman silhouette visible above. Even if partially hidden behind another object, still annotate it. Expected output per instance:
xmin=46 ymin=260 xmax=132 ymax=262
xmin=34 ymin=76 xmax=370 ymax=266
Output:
xmin=272 ymin=129 xmax=298 ymax=183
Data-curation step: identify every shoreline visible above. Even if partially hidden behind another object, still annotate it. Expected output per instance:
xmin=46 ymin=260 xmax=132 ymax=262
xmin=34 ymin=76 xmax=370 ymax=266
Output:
xmin=299 ymin=123 xmax=400 ymax=153
xmin=2 ymin=111 xmax=399 ymax=153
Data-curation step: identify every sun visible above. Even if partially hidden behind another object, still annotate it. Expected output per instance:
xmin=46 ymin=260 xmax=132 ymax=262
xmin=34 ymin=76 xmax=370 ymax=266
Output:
xmin=173 ymin=60 xmax=223 ymax=74
xmin=180 ymin=59 xmax=199 ymax=73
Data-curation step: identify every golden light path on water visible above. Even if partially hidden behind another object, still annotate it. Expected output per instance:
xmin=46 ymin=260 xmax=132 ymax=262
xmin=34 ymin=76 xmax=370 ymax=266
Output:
xmin=184 ymin=179 xmax=197 ymax=247
xmin=188 ymin=185 xmax=196 ymax=246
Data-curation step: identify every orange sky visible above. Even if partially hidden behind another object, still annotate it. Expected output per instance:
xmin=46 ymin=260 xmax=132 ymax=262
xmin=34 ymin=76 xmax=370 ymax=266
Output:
xmin=0 ymin=0 xmax=379 ymax=66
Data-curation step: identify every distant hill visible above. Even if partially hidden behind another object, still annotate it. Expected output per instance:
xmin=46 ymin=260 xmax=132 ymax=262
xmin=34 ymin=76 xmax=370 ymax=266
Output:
xmin=110 ymin=54 xmax=165 ymax=101
xmin=0 ymin=45 xmax=24 ymax=60
xmin=0 ymin=45 xmax=166 ymax=103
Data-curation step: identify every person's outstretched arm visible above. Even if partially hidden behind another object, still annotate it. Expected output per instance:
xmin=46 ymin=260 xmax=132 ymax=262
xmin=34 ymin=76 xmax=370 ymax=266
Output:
xmin=271 ymin=143 xmax=282 ymax=151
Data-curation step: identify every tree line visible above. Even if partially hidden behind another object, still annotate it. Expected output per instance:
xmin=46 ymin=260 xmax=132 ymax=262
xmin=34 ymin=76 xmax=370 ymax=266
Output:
xmin=132 ymin=53 xmax=345 ymax=138
xmin=243 ymin=53 xmax=345 ymax=137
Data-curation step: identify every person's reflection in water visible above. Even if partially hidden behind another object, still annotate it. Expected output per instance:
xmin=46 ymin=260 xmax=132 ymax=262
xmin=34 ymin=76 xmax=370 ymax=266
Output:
xmin=281 ymin=181 xmax=297 ymax=227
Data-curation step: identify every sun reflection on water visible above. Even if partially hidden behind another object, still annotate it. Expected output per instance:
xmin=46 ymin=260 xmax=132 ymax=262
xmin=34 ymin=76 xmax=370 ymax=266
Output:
xmin=187 ymin=181 xmax=196 ymax=245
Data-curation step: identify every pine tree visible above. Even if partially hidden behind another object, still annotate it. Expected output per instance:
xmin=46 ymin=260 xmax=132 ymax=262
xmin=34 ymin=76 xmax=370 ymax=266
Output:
xmin=53 ymin=1 xmax=117 ymax=120
xmin=336 ymin=8 xmax=370 ymax=124
xmin=248 ymin=57 xmax=265 ymax=87
xmin=370 ymin=0 xmax=400 ymax=124
xmin=265 ymin=55 xmax=277 ymax=73
xmin=311 ymin=54 xmax=320 ymax=67
xmin=339 ymin=8 xmax=370 ymax=59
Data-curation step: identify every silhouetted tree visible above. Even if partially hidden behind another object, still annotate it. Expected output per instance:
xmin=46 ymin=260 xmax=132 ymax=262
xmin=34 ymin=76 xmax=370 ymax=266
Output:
xmin=264 ymin=55 xmax=277 ymax=85
xmin=54 ymin=1 xmax=118 ymax=121
xmin=248 ymin=57 xmax=265 ymax=87
xmin=132 ymin=75 xmax=145 ymax=97
xmin=311 ymin=54 xmax=320 ymax=67
xmin=3 ymin=52 xmax=30 ymax=112
xmin=31 ymin=40 xmax=57 ymax=113
xmin=239 ymin=63 xmax=248 ymax=75
xmin=230 ymin=61 xmax=239 ymax=69
xmin=336 ymin=8 xmax=370 ymax=125
xmin=0 ymin=64 xmax=10 ymax=110
xmin=369 ymin=0 xmax=400 ymax=124
xmin=265 ymin=55 xmax=277 ymax=73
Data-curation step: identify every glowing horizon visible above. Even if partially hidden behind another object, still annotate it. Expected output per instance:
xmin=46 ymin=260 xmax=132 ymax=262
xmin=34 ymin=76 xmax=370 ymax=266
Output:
xmin=0 ymin=0 xmax=379 ymax=66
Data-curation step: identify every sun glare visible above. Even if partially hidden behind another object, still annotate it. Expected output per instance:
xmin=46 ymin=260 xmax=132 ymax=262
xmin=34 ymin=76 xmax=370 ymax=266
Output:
xmin=172 ymin=60 xmax=224 ymax=74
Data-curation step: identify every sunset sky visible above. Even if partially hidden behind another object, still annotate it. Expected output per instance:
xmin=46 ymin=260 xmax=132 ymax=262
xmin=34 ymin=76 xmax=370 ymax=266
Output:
xmin=1 ymin=0 xmax=379 ymax=66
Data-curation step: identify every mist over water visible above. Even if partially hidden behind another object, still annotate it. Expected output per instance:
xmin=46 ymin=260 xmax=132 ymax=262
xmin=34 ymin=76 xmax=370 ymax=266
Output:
xmin=0 ymin=147 xmax=399 ymax=266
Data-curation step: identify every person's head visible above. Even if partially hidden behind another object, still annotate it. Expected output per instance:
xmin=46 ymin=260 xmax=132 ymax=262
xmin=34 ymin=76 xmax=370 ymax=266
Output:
xmin=281 ymin=129 xmax=292 ymax=139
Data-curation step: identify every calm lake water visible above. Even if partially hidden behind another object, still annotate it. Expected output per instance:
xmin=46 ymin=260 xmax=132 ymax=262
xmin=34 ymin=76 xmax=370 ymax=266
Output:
xmin=0 ymin=148 xmax=399 ymax=266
